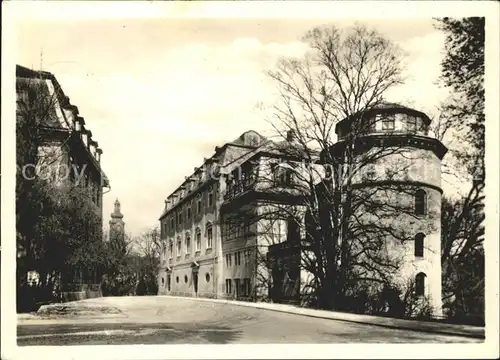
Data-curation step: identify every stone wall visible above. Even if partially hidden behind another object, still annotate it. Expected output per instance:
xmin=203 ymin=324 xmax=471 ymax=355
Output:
xmin=60 ymin=289 xmax=102 ymax=302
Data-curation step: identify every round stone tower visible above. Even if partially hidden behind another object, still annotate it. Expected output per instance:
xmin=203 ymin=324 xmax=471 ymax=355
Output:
xmin=332 ymin=103 xmax=448 ymax=316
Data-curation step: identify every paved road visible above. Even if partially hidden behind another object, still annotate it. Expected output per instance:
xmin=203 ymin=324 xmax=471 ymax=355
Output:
xmin=17 ymin=296 xmax=481 ymax=345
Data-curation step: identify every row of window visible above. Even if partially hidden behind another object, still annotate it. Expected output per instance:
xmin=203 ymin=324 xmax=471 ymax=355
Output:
xmin=168 ymin=224 xmax=214 ymax=258
xmin=164 ymin=188 xmax=216 ymax=234
xmin=169 ymin=164 xmax=219 ymax=204
xmin=161 ymin=272 xmax=212 ymax=292
xmin=222 ymin=220 xmax=252 ymax=241
xmin=225 ymin=250 xmax=251 ymax=267
xmin=371 ymin=113 xmax=428 ymax=133
xmin=225 ymin=278 xmax=252 ymax=297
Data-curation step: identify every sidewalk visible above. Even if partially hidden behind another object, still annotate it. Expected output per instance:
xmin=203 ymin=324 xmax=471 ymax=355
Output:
xmin=163 ymin=295 xmax=485 ymax=340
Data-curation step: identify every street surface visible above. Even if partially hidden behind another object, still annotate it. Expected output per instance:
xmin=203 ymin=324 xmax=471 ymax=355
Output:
xmin=18 ymin=296 xmax=482 ymax=345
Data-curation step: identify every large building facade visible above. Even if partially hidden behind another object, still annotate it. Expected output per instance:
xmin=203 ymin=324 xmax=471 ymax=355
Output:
xmin=157 ymin=130 xmax=312 ymax=299
xmin=16 ymin=65 xmax=110 ymax=294
xmin=157 ymin=103 xmax=447 ymax=316
xmin=16 ymin=65 xmax=110 ymax=218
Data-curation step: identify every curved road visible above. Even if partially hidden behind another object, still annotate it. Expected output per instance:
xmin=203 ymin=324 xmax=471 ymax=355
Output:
xmin=18 ymin=296 xmax=481 ymax=345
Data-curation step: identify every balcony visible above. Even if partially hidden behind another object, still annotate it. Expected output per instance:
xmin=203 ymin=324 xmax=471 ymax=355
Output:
xmin=224 ymin=176 xmax=256 ymax=201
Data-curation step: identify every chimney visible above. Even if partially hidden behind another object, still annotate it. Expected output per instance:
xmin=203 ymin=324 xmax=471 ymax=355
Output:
xmin=96 ymin=148 xmax=103 ymax=162
xmin=74 ymin=118 xmax=82 ymax=131
xmin=87 ymin=130 xmax=93 ymax=150
xmin=81 ymin=125 xmax=88 ymax=145
xmin=286 ymin=130 xmax=296 ymax=142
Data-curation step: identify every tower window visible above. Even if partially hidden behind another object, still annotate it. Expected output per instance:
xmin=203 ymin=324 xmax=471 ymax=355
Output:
xmin=407 ymin=116 xmax=417 ymax=133
xmin=415 ymin=189 xmax=427 ymax=216
xmin=415 ymin=272 xmax=426 ymax=297
xmin=414 ymin=233 xmax=425 ymax=258
xmin=382 ymin=115 xmax=395 ymax=130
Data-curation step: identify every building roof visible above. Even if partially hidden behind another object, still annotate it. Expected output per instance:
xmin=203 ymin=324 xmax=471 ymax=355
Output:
xmin=159 ymin=129 xmax=322 ymax=220
xmin=334 ymin=102 xmax=432 ymax=134
xmin=16 ymin=64 xmax=109 ymax=187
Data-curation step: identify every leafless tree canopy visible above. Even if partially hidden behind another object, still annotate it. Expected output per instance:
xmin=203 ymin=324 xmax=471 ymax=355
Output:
xmin=218 ymin=25 xmax=445 ymax=313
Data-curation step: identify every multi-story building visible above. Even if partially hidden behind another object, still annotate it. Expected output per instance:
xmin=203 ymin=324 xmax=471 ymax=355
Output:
xmin=16 ymin=65 xmax=110 ymax=295
xmin=157 ymin=130 xmax=314 ymax=299
xmin=16 ymin=65 xmax=110 ymax=219
xmin=158 ymin=103 xmax=447 ymax=316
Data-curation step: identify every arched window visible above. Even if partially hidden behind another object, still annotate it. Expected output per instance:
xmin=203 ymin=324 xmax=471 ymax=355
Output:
xmin=168 ymin=240 xmax=173 ymax=259
xmin=414 ymin=233 xmax=425 ymax=258
xmin=206 ymin=222 xmax=213 ymax=249
xmin=176 ymin=236 xmax=182 ymax=256
xmin=415 ymin=272 xmax=426 ymax=296
xmin=195 ymin=227 xmax=202 ymax=252
xmin=415 ymin=189 xmax=427 ymax=216
xmin=185 ymin=232 xmax=191 ymax=254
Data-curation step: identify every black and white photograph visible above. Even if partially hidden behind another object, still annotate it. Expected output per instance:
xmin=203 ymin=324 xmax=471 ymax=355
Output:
xmin=1 ymin=1 xmax=499 ymax=359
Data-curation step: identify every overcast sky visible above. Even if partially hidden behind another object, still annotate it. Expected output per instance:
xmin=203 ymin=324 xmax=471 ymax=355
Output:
xmin=16 ymin=17 xmax=453 ymax=236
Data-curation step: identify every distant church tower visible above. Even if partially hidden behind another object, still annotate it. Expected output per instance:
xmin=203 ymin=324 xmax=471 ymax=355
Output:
xmin=109 ymin=198 xmax=125 ymax=242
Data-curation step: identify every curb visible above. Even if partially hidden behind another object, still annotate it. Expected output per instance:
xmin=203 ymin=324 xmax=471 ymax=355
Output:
xmin=162 ymin=295 xmax=485 ymax=340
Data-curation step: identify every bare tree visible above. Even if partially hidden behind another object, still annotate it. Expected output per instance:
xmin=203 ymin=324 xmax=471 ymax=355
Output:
xmin=133 ymin=227 xmax=162 ymax=272
xmin=227 ymin=24 xmax=442 ymax=314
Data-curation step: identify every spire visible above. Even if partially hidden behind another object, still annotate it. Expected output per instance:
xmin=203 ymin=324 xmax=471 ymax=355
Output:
xmin=111 ymin=198 xmax=123 ymax=219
